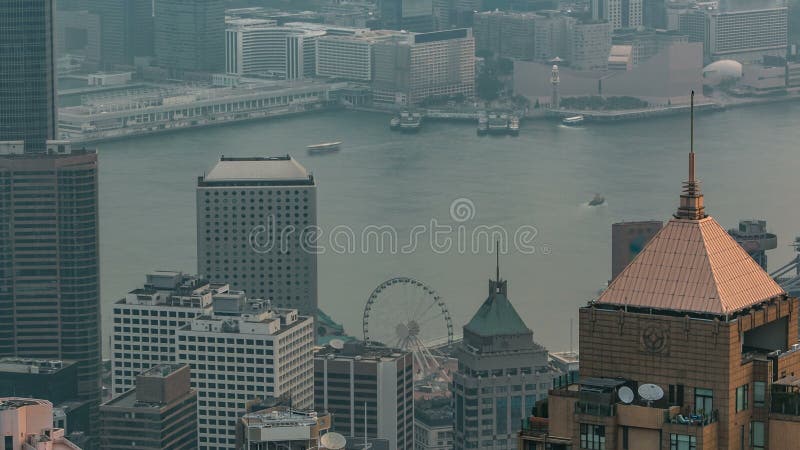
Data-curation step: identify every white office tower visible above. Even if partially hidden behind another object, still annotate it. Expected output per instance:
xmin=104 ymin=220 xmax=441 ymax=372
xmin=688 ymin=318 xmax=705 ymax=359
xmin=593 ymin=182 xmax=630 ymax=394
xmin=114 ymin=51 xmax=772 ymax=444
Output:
xmin=197 ymin=156 xmax=318 ymax=316
xmin=110 ymin=271 xmax=220 ymax=396
xmin=177 ymin=293 xmax=314 ymax=450
xmin=708 ymin=5 xmax=788 ymax=63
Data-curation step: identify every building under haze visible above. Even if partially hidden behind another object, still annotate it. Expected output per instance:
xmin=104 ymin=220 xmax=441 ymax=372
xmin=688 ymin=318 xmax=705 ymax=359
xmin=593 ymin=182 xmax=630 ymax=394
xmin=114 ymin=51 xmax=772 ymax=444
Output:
xmin=379 ymin=0 xmax=435 ymax=32
xmin=372 ymin=29 xmax=475 ymax=105
xmin=236 ymin=407 xmax=331 ymax=450
xmin=707 ymin=5 xmax=788 ymax=63
xmin=0 ymin=0 xmax=58 ymax=152
xmin=177 ymin=295 xmax=314 ymax=450
xmin=196 ymin=156 xmax=318 ymax=316
xmin=155 ymin=0 xmax=225 ymax=75
xmin=88 ymin=0 xmax=154 ymax=69
xmin=0 ymin=142 xmax=101 ymax=439
xmin=100 ymin=364 xmax=197 ymax=450
xmin=314 ymin=341 xmax=414 ymax=450
xmin=452 ymin=270 xmax=560 ymax=450
xmin=593 ymin=0 xmax=643 ymax=30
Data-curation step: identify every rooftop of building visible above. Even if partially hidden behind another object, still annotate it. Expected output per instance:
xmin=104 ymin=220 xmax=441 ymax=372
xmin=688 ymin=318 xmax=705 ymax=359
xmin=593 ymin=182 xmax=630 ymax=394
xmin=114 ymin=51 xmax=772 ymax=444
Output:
xmin=464 ymin=272 xmax=531 ymax=338
xmin=0 ymin=398 xmax=50 ymax=411
xmin=550 ymin=351 xmax=579 ymax=365
xmin=200 ymin=155 xmax=314 ymax=185
xmin=414 ymin=397 xmax=453 ymax=427
xmin=241 ymin=407 xmax=325 ymax=428
xmin=594 ymin=97 xmax=785 ymax=317
xmin=140 ymin=364 xmax=185 ymax=379
xmin=0 ymin=358 xmax=75 ymax=374
xmin=315 ymin=341 xmax=407 ymax=362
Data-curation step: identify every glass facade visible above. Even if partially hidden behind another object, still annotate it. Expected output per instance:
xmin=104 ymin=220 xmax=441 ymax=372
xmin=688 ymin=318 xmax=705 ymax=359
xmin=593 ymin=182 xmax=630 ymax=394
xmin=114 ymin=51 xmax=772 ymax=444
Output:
xmin=155 ymin=0 xmax=225 ymax=74
xmin=0 ymin=0 xmax=58 ymax=152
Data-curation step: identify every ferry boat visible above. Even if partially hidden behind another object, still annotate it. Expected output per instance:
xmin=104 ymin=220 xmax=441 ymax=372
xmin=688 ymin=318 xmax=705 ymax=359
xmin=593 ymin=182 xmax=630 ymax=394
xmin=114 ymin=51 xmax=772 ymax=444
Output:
xmin=508 ymin=116 xmax=520 ymax=136
xmin=389 ymin=116 xmax=400 ymax=130
xmin=487 ymin=112 xmax=509 ymax=135
xmin=307 ymin=141 xmax=341 ymax=155
xmin=562 ymin=115 xmax=585 ymax=126
xmin=588 ymin=193 xmax=605 ymax=206
xmin=477 ymin=113 xmax=488 ymax=136
xmin=398 ymin=111 xmax=422 ymax=133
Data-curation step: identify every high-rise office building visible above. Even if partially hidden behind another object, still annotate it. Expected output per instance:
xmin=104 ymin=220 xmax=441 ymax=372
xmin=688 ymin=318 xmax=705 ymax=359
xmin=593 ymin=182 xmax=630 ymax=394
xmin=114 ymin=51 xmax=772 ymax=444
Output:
xmin=520 ymin=128 xmax=800 ymax=450
xmin=452 ymin=270 xmax=560 ymax=450
xmin=707 ymin=6 xmax=788 ymax=63
xmin=155 ymin=0 xmax=225 ymax=74
xmin=314 ymin=342 xmax=414 ymax=450
xmin=0 ymin=398 xmax=84 ymax=450
xmin=0 ymin=142 xmax=101 ymax=438
xmin=110 ymin=271 xmax=218 ymax=396
xmin=177 ymin=295 xmax=314 ymax=450
xmin=473 ymin=11 xmax=538 ymax=60
xmin=414 ymin=398 xmax=453 ymax=450
xmin=372 ymin=29 xmax=475 ymax=105
xmin=566 ymin=20 xmax=613 ymax=70
xmin=379 ymin=0 xmax=435 ymax=32
xmin=89 ymin=0 xmax=154 ymax=68
xmin=317 ymin=32 xmax=403 ymax=82
xmin=196 ymin=156 xmax=318 ymax=316
xmin=100 ymin=364 xmax=198 ymax=450
xmin=0 ymin=0 xmax=58 ymax=152
xmin=728 ymin=220 xmax=777 ymax=271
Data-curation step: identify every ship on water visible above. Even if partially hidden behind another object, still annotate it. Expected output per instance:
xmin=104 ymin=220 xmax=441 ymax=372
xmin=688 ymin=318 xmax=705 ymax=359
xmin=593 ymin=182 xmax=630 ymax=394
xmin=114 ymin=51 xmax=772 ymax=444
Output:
xmin=397 ymin=111 xmax=422 ymax=133
xmin=562 ymin=115 xmax=585 ymax=126
xmin=588 ymin=193 xmax=605 ymax=206
xmin=478 ymin=111 xmax=519 ymax=136
xmin=307 ymin=141 xmax=342 ymax=155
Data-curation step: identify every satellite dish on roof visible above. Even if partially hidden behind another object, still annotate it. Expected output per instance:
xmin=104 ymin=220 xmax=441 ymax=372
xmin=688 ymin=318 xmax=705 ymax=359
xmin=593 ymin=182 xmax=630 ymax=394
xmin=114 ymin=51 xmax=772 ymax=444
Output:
xmin=321 ymin=432 xmax=347 ymax=450
xmin=329 ymin=339 xmax=345 ymax=350
xmin=618 ymin=386 xmax=634 ymax=404
xmin=638 ymin=383 xmax=664 ymax=402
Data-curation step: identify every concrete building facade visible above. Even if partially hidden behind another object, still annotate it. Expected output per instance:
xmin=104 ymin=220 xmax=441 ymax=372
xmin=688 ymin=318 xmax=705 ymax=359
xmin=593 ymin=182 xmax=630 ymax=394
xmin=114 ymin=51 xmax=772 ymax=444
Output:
xmin=100 ymin=364 xmax=197 ymax=450
xmin=0 ymin=398 xmax=82 ymax=450
xmin=196 ymin=156 xmax=318 ymax=316
xmin=452 ymin=273 xmax=560 ymax=450
xmin=177 ymin=296 xmax=314 ymax=450
xmin=707 ymin=7 xmax=788 ymax=63
xmin=594 ymin=0 xmax=643 ymax=30
xmin=566 ymin=20 xmax=613 ymax=71
xmin=110 ymin=271 xmax=218 ymax=396
xmin=414 ymin=398 xmax=453 ymax=450
xmin=314 ymin=342 xmax=414 ymax=450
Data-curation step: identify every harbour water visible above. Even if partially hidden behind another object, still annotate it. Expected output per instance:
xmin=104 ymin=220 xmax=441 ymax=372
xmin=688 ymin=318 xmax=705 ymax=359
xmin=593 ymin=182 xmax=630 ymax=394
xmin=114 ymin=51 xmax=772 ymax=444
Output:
xmin=99 ymin=102 xmax=800 ymax=354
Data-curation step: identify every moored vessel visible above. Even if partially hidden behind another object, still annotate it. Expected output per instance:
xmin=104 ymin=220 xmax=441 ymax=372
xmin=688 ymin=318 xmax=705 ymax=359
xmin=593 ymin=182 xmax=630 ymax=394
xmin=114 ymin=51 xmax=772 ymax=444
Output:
xmin=307 ymin=141 xmax=342 ymax=154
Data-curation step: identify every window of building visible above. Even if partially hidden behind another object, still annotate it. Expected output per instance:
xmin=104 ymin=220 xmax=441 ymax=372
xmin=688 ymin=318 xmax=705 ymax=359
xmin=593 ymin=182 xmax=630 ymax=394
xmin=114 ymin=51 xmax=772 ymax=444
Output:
xmin=751 ymin=421 xmax=765 ymax=450
xmin=753 ymin=382 xmax=766 ymax=407
xmin=694 ymin=388 xmax=713 ymax=414
xmin=670 ymin=434 xmax=696 ymax=450
xmin=580 ymin=424 xmax=605 ymax=450
xmin=736 ymin=384 xmax=749 ymax=412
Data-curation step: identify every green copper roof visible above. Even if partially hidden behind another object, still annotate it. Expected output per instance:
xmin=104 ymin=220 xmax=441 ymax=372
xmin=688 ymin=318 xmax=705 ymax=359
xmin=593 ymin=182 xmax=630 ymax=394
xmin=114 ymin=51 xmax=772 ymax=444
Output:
xmin=464 ymin=279 xmax=531 ymax=337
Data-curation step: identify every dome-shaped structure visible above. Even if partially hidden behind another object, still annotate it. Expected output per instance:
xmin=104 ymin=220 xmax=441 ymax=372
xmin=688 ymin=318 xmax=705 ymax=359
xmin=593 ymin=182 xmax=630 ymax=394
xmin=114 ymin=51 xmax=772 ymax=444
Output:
xmin=702 ymin=60 xmax=743 ymax=85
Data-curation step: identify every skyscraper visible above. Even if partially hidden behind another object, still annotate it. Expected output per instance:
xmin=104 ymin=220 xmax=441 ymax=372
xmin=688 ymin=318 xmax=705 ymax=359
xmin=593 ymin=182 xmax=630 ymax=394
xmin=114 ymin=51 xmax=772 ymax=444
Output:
xmin=0 ymin=0 xmax=58 ymax=152
xmin=155 ymin=0 xmax=225 ymax=74
xmin=0 ymin=142 xmax=101 ymax=439
xmin=451 ymin=269 xmax=560 ymax=450
xmin=196 ymin=156 xmax=318 ymax=316
xmin=89 ymin=0 xmax=155 ymax=68
xmin=594 ymin=0 xmax=643 ymax=30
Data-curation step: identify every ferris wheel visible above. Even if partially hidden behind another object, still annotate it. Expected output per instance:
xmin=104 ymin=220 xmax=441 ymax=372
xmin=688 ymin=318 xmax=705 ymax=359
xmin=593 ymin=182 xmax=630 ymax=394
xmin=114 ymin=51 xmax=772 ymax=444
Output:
xmin=362 ymin=277 xmax=454 ymax=379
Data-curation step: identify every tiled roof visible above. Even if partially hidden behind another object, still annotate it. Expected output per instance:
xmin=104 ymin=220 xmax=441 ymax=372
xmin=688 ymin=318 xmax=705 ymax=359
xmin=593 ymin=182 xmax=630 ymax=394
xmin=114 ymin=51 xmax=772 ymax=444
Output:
xmin=596 ymin=216 xmax=785 ymax=315
xmin=464 ymin=280 xmax=531 ymax=337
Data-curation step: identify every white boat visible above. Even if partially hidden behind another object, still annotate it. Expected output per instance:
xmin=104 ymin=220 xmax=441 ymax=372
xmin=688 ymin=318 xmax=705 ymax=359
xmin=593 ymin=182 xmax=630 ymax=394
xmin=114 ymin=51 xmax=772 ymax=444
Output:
xmin=562 ymin=115 xmax=584 ymax=126
xmin=307 ymin=141 xmax=341 ymax=154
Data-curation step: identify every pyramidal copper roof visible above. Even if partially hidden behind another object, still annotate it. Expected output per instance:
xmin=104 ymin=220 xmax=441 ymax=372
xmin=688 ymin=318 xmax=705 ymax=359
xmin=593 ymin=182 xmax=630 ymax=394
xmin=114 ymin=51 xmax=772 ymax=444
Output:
xmin=597 ymin=216 xmax=785 ymax=315
xmin=597 ymin=91 xmax=785 ymax=315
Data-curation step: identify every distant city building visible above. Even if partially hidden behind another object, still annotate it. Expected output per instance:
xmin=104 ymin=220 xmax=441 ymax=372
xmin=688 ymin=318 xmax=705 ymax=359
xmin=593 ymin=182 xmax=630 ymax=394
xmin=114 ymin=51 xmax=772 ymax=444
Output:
xmin=452 ymin=269 xmax=561 ymax=450
xmin=473 ymin=11 xmax=538 ymax=60
xmin=611 ymin=220 xmax=663 ymax=281
xmin=379 ymin=0 xmax=435 ymax=32
xmin=549 ymin=351 xmax=580 ymax=388
xmin=594 ymin=0 xmax=643 ymax=30
xmin=317 ymin=32 xmax=402 ymax=81
xmin=110 ymin=271 xmax=218 ymax=395
xmin=88 ymin=0 xmax=154 ymax=68
xmin=414 ymin=398 xmax=453 ymax=450
xmin=643 ymin=0 xmax=668 ymax=28
xmin=154 ymin=0 xmax=225 ymax=75
xmin=0 ymin=358 xmax=90 ymax=437
xmin=0 ymin=143 xmax=101 ymax=436
xmin=55 ymin=9 xmax=101 ymax=68
xmin=225 ymin=19 xmax=325 ymax=80
xmin=0 ymin=0 xmax=58 ymax=152
xmin=613 ymin=29 xmax=690 ymax=66
xmin=566 ymin=20 xmax=613 ymax=70
xmin=314 ymin=341 xmax=414 ymax=450
xmin=196 ymin=156 xmax=318 ymax=315
xmin=0 ymin=398 xmax=83 ymax=450
xmin=608 ymin=45 xmax=634 ymax=70
xmin=236 ymin=407 xmax=331 ymax=449
xmin=728 ymin=219 xmax=778 ymax=271
xmin=100 ymin=364 xmax=197 ymax=450
xmin=372 ymin=29 xmax=475 ymax=105
xmin=707 ymin=6 xmax=788 ymax=63
xmin=177 ymin=295 xmax=314 ymax=450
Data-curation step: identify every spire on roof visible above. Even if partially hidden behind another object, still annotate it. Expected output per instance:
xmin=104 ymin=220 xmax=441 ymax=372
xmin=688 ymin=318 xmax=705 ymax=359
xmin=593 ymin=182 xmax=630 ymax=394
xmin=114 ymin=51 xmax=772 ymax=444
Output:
xmin=675 ymin=91 xmax=706 ymax=221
